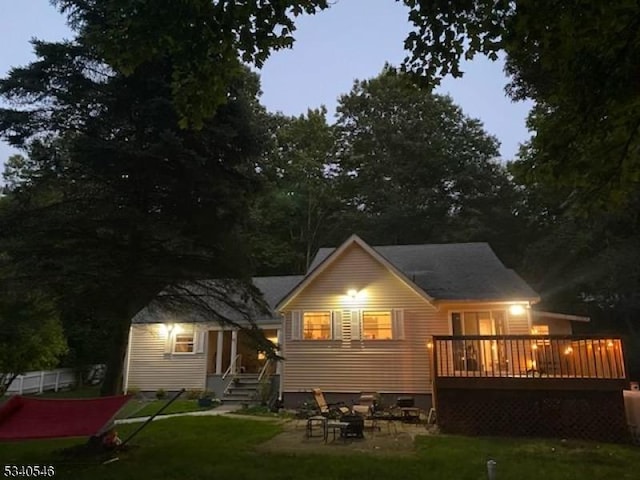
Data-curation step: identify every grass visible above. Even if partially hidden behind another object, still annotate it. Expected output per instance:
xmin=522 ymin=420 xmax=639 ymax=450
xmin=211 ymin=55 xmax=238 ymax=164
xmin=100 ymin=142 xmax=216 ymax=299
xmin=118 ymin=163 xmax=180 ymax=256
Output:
xmin=35 ymin=386 xmax=102 ymax=398
xmin=1 ymin=386 xmax=217 ymax=418
xmin=116 ymin=398 xmax=217 ymax=419
xmin=230 ymin=404 xmax=293 ymax=419
xmin=0 ymin=416 xmax=638 ymax=480
xmin=0 ymin=386 xmax=102 ymax=404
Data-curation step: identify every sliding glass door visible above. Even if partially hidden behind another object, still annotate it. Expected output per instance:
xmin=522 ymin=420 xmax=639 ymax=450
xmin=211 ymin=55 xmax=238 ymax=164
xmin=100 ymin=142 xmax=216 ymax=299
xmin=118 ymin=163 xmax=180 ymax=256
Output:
xmin=452 ymin=311 xmax=507 ymax=373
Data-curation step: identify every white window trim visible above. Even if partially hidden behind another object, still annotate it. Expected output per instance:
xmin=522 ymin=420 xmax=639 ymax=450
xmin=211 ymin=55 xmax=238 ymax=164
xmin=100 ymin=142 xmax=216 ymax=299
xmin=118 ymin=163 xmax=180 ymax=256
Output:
xmin=301 ymin=310 xmax=334 ymax=341
xmin=353 ymin=309 xmax=404 ymax=341
xmin=361 ymin=310 xmax=393 ymax=341
xmin=449 ymin=309 xmax=509 ymax=335
xmin=173 ymin=332 xmax=196 ymax=354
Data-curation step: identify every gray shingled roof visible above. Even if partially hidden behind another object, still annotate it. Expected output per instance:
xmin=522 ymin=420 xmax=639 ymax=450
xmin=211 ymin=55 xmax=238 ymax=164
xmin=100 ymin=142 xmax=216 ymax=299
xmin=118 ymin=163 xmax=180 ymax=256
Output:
xmin=133 ymin=241 xmax=537 ymax=325
xmin=308 ymin=242 xmax=538 ymax=301
xmin=132 ymin=276 xmax=303 ymax=325
xmin=252 ymin=275 xmax=305 ymax=309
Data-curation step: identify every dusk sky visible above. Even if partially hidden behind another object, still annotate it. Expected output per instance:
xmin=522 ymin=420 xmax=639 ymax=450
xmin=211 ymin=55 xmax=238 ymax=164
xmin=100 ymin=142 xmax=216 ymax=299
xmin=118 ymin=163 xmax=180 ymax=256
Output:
xmin=0 ymin=0 xmax=533 ymax=173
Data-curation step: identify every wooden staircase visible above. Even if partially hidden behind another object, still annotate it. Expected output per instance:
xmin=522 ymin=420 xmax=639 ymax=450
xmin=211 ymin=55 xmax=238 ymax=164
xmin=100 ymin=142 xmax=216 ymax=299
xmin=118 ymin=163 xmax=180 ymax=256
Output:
xmin=222 ymin=373 xmax=261 ymax=405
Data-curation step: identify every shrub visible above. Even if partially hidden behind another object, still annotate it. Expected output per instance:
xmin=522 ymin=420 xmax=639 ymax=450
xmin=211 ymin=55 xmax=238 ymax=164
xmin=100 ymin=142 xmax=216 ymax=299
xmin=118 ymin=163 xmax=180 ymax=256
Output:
xmin=126 ymin=386 xmax=141 ymax=397
xmin=155 ymin=388 xmax=167 ymax=400
xmin=185 ymin=389 xmax=204 ymax=400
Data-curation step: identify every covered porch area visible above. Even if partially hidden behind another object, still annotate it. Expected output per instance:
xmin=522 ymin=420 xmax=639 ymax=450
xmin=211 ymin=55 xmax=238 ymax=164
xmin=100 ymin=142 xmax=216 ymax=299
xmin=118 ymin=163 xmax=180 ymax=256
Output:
xmin=205 ymin=327 xmax=280 ymax=376
xmin=204 ymin=326 xmax=281 ymax=399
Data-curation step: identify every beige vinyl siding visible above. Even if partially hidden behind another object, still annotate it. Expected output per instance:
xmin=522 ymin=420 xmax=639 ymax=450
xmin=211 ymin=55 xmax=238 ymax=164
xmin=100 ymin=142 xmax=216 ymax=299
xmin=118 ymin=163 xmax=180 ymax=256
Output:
xmin=126 ymin=323 xmax=206 ymax=391
xmin=439 ymin=302 xmax=532 ymax=334
xmin=506 ymin=309 xmax=531 ymax=334
xmin=282 ymin=243 xmax=444 ymax=395
xmin=533 ymin=317 xmax=574 ymax=335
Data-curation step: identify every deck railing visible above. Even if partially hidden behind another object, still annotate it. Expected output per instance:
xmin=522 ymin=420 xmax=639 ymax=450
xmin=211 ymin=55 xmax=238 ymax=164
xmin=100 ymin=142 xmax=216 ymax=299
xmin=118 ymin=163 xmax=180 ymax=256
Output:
xmin=432 ymin=335 xmax=626 ymax=379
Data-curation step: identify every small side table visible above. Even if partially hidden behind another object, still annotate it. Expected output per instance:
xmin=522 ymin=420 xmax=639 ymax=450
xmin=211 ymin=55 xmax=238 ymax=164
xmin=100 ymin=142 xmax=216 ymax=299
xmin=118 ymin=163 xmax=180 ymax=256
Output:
xmin=325 ymin=420 xmax=349 ymax=443
xmin=306 ymin=416 xmax=326 ymax=438
xmin=371 ymin=412 xmax=397 ymax=435
xmin=400 ymin=407 xmax=421 ymax=423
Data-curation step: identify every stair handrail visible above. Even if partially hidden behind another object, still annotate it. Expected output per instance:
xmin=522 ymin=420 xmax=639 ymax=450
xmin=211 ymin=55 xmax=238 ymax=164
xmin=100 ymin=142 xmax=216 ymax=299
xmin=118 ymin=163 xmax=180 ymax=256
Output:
xmin=257 ymin=358 xmax=271 ymax=382
xmin=222 ymin=354 xmax=242 ymax=380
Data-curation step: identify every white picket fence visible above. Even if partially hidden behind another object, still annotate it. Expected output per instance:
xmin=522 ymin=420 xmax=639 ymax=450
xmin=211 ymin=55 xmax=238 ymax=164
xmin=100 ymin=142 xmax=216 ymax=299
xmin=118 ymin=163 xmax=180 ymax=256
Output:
xmin=4 ymin=368 xmax=76 ymax=395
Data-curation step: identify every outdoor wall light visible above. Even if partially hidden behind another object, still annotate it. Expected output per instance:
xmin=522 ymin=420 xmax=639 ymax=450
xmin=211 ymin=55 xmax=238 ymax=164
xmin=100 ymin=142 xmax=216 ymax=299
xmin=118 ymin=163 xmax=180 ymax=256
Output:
xmin=159 ymin=323 xmax=174 ymax=337
xmin=509 ymin=304 xmax=526 ymax=316
xmin=345 ymin=289 xmax=366 ymax=303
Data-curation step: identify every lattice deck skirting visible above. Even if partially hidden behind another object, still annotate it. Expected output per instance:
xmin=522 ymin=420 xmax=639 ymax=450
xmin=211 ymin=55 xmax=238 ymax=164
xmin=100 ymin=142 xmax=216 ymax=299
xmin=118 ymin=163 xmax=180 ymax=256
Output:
xmin=436 ymin=388 xmax=630 ymax=443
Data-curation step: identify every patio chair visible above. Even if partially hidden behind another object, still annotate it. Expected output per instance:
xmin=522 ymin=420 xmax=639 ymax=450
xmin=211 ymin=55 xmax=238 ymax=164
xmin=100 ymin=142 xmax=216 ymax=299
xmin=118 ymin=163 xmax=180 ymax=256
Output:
xmin=351 ymin=391 xmax=380 ymax=418
xmin=311 ymin=388 xmax=350 ymax=417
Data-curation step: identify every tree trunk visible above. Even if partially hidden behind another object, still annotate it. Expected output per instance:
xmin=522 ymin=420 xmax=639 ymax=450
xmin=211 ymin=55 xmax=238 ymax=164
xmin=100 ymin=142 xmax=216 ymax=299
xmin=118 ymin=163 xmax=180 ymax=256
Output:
xmin=0 ymin=373 xmax=19 ymax=396
xmin=100 ymin=311 xmax=132 ymax=396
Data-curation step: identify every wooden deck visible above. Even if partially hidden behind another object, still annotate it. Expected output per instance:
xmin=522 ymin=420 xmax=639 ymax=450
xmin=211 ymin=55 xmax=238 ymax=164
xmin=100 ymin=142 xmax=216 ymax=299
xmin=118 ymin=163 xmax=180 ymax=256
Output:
xmin=432 ymin=335 xmax=626 ymax=380
xmin=431 ymin=335 xmax=631 ymax=442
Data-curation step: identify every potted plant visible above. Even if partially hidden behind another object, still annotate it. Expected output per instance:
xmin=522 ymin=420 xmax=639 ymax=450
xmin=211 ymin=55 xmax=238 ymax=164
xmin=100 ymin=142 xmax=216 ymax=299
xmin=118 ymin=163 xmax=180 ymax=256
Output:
xmin=197 ymin=391 xmax=215 ymax=408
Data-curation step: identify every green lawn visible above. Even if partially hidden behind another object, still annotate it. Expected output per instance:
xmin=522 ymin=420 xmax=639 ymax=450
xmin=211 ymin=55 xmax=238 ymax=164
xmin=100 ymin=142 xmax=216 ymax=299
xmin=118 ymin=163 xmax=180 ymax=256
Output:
xmin=34 ymin=386 xmax=103 ymax=398
xmin=2 ymin=387 xmax=216 ymax=418
xmin=1 ymin=416 xmax=638 ymax=480
xmin=116 ymin=398 xmax=217 ymax=419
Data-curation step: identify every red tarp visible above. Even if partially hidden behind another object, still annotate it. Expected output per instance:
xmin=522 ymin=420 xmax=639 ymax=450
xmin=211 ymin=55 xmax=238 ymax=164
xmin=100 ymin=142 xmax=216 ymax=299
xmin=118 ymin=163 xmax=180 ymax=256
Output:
xmin=0 ymin=394 xmax=131 ymax=441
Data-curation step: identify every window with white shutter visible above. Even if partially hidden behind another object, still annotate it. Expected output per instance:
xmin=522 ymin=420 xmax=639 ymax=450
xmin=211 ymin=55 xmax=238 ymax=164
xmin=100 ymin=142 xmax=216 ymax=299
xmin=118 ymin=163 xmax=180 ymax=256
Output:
xmin=332 ymin=311 xmax=343 ymax=340
xmin=361 ymin=311 xmax=393 ymax=340
xmin=350 ymin=309 xmax=361 ymax=340
xmin=392 ymin=309 xmax=405 ymax=340
xmin=195 ymin=327 xmax=206 ymax=353
xmin=291 ymin=311 xmax=302 ymax=340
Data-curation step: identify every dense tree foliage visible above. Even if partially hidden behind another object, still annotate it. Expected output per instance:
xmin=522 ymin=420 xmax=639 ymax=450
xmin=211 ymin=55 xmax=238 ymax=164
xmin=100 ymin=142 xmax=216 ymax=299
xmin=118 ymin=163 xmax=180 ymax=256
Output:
xmin=0 ymin=36 xmax=266 ymax=393
xmin=402 ymin=0 xmax=640 ymax=212
xmin=334 ymin=70 xmax=526 ymax=263
xmin=0 ymin=292 xmax=67 ymax=395
xmin=53 ymin=0 xmax=329 ymax=128
xmin=248 ymin=108 xmax=343 ymax=274
xmin=248 ymin=71 xmax=524 ymax=274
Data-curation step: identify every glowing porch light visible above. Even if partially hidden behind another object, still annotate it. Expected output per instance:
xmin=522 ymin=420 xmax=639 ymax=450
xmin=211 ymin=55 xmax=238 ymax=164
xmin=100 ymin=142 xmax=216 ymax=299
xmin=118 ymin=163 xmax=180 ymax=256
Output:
xmin=606 ymin=340 xmax=614 ymax=348
xmin=159 ymin=323 xmax=175 ymax=337
xmin=345 ymin=289 xmax=366 ymax=302
xmin=564 ymin=346 xmax=574 ymax=355
xmin=509 ymin=304 xmax=526 ymax=316
xmin=426 ymin=341 xmax=433 ymax=349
